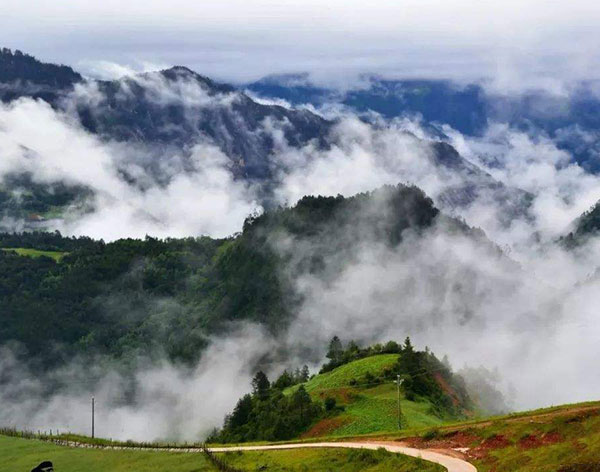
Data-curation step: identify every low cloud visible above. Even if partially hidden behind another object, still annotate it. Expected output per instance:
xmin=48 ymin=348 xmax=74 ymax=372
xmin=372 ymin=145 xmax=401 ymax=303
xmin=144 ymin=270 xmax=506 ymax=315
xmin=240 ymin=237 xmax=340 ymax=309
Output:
xmin=279 ymin=213 xmax=600 ymax=410
xmin=0 ymin=325 xmax=274 ymax=441
xmin=0 ymin=97 xmax=260 ymax=240
xmin=446 ymin=122 xmax=600 ymax=247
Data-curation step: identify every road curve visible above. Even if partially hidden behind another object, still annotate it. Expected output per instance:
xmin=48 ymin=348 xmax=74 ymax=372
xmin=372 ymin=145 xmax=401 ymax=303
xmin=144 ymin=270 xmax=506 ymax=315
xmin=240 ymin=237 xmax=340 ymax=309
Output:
xmin=209 ymin=441 xmax=477 ymax=472
xmin=46 ymin=438 xmax=476 ymax=471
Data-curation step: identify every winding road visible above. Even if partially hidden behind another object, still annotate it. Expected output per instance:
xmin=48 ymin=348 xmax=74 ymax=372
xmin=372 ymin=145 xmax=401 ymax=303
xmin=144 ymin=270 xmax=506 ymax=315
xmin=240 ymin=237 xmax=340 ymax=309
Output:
xmin=51 ymin=438 xmax=477 ymax=471
xmin=209 ymin=441 xmax=477 ymax=472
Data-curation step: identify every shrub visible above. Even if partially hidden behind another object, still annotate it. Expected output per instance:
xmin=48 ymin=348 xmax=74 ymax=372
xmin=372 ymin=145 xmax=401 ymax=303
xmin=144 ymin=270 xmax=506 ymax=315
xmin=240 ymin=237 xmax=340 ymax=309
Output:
xmin=324 ymin=397 xmax=337 ymax=411
xmin=346 ymin=449 xmax=380 ymax=465
xmin=422 ymin=429 xmax=440 ymax=441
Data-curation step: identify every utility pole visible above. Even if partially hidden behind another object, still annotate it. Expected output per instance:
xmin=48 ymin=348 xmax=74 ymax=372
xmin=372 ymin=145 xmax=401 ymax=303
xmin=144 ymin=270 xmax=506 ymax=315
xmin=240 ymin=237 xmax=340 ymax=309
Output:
xmin=91 ymin=396 xmax=95 ymax=439
xmin=396 ymin=375 xmax=403 ymax=429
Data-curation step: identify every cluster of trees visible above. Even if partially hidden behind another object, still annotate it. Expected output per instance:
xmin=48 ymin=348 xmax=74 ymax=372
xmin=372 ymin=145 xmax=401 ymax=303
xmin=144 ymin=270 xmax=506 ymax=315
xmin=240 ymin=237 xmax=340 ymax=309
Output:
xmin=396 ymin=339 xmax=471 ymax=415
xmin=321 ymin=335 xmax=409 ymax=373
xmin=0 ymin=48 xmax=81 ymax=103
xmin=271 ymin=365 xmax=310 ymax=389
xmin=0 ymin=233 xmax=230 ymax=366
xmin=0 ymin=227 xmax=282 ymax=368
xmin=0 ymin=230 xmax=97 ymax=252
xmin=209 ymin=371 xmax=322 ymax=443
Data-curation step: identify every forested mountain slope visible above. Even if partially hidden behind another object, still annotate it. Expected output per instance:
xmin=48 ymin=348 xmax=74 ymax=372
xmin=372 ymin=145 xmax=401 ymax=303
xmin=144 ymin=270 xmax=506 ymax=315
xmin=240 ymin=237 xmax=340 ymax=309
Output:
xmin=0 ymin=184 xmax=503 ymax=369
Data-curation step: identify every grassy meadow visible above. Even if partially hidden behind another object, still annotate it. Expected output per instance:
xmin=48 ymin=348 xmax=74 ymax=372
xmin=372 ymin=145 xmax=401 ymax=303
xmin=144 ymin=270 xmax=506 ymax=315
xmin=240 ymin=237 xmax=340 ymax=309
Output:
xmin=0 ymin=435 xmax=211 ymax=472
xmin=1 ymin=247 xmax=68 ymax=262
xmin=286 ymin=354 xmax=457 ymax=437
xmin=223 ymin=447 xmax=444 ymax=472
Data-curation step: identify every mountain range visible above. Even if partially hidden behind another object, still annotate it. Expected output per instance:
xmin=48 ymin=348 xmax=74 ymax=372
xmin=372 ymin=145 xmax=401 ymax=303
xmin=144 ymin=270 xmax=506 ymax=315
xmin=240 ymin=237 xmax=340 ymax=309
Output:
xmin=0 ymin=48 xmax=534 ymax=231
xmin=246 ymin=73 xmax=600 ymax=172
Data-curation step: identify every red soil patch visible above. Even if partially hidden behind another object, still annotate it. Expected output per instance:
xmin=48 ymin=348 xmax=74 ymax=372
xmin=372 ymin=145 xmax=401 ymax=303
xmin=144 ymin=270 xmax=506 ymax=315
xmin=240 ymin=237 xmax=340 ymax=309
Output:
xmin=480 ymin=434 xmax=511 ymax=450
xmin=468 ymin=434 xmax=512 ymax=459
xmin=518 ymin=432 xmax=563 ymax=450
xmin=434 ymin=373 xmax=460 ymax=407
xmin=444 ymin=430 xmax=478 ymax=445
xmin=300 ymin=417 xmax=349 ymax=438
xmin=401 ymin=430 xmax=477 ymax=451
xmin=518 ymin=434 xmax=543 ymax=449
xmin=542 ymin=431 xmax=563 ymax=445
xmin=316 ymin=388 xmax=355 ymax=404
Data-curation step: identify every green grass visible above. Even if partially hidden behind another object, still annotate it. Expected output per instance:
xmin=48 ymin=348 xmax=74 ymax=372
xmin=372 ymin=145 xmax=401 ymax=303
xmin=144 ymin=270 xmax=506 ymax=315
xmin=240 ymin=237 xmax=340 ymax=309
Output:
xmin=0 ymin=435 xmax=212 ymax=472
xmin=300 ymin=355 xmax=399 ymax=393
xmin=331 ymin=384 xmax=446 ymax=436
xmin=2 ymin=247 xmax=68 ymax=262
xmin=284 ymin=354 xmax=459 ymax=437
xmin=0 ymin=435 xmax=443 ymax=472
xmin=222 ymin=447 xmax=443 ymax=472
xmin=5 ymin=401 xmax=600 ymax=471
xmin=468 ymin=407 xmax=600 ymax=472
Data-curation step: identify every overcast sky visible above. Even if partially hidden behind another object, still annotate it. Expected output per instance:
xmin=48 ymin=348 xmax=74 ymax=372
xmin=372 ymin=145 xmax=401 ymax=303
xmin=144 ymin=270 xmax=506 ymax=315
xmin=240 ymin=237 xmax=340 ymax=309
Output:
xmin=2 ymin=0 xmax=600 ymax=90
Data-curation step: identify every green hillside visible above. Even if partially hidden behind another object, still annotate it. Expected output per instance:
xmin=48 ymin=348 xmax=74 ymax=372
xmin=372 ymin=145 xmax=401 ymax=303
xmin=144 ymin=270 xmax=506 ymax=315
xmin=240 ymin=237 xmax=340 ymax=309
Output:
xmin=290 ymin=354 xmax=466 ymax=437
xmin=212 ymin=341 xmax=473 ymax=443
xmin=299 ymin=354 xmax=400 ymax=393
xmin=0 ymin=435 xmax=211 ymax=472
xmin=311 ymin=383 xmax=449 ymax=437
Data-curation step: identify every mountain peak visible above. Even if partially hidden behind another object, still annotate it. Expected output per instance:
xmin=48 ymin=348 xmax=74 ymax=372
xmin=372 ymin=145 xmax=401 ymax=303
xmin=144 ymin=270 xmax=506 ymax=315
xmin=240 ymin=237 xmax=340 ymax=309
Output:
xmin=157 ymin=65 xmax=236 ymax=93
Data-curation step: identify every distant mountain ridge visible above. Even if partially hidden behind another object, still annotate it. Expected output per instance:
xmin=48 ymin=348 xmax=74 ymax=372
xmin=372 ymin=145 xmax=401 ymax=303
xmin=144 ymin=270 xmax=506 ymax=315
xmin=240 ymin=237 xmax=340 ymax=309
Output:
xmin=0 ymin=48 xmax=331 ymax=179
xmin=75 ymin=66 xmax=331 ymax=179
xmin=248 ymin=73 xmax=487 ymax=135
xmin=0 ymin=48 xmax=532 ymax=231
xmin=246 ymin=73 xmax=600 ymax=172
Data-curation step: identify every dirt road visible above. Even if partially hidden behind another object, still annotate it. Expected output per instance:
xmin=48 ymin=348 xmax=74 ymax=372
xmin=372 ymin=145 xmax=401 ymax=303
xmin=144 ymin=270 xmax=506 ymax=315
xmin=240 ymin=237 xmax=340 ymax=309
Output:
xmin=209 ymin=440 xmax=477 ymax=472
xmin=50 ymin=437 xmax=477 ymax=471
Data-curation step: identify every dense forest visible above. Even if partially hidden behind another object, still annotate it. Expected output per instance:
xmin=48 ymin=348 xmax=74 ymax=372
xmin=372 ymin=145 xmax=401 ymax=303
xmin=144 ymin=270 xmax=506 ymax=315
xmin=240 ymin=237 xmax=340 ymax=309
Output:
xmin=0 ymin=184 xmax=495 ymax=371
